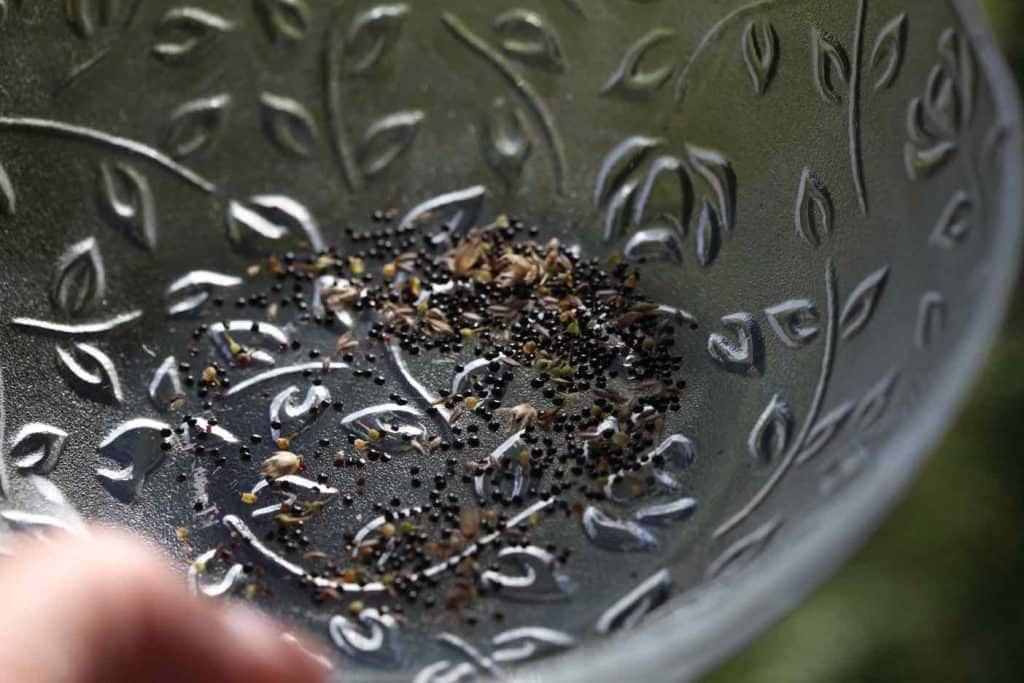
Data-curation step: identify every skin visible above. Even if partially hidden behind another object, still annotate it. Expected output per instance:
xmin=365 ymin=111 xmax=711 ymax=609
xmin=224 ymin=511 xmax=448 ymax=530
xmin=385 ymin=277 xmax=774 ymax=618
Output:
xmin=0 ymin=529 xmax=331 ymax=683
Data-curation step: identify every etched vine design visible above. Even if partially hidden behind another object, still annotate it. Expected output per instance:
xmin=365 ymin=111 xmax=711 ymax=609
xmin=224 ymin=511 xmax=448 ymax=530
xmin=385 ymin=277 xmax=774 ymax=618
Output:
xmin=673 ymin=1 xmax=908 ymax=217
xmin=414 ymin=629 xmax=576 ymax=682
xmin=325 ymin=3 xmax=420 ymax=190
xmin=811 ymin=1 xmax=908 ymax=215
xmin=442 ymin=11 xmax=568 ymax=194
xmin=595 ymin=136 xmax=736 ymax=267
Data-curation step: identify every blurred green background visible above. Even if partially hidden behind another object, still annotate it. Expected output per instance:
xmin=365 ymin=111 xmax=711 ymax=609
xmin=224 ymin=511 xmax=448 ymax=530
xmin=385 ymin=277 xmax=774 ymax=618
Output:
xmin=705 ymin=3 xmax=1024 ymax=681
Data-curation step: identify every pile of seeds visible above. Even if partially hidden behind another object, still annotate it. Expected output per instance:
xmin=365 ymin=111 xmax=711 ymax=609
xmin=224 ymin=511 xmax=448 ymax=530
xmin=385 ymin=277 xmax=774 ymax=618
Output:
xmin=177 ymin=215 xmax=693 ymax=620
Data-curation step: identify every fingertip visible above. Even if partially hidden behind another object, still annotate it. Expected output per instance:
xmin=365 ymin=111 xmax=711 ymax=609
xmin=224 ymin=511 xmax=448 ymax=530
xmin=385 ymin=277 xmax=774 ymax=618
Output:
xmin=218 ymin=604 xmax=334 ymax=683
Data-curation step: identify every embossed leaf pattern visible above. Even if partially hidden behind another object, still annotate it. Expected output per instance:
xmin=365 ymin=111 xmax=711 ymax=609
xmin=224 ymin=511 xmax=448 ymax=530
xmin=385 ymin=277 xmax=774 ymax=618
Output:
xmin=492 ymin=9 xmax=564 ymax=71
xmin=398 ymin=186 xmax=486 ymax=241
xmin=796 ymin=401 xmax=854 ymax=464
xmin=812 ymin=28 xmax=850 ymax=104
xmin=851 ymin=371 xmax=900 ymax=432
xmin=163 ymin=94 xmax=231 ymax=160
xmin=581 ymin=506 xmax=657 ymax=553
xmin=839 ymin=266 xmax=890 ymax=340
xmin=65 ymin=0 xmax=125 ymax=38
xmin=95 ymin=418 xmax=173 ymax=502
xmin=742 ymin=20 xmax=778 ymax=95
xmin=50 ymin=237 xmax=106 ymax=318
xmin=56 ymin=343 xmax=123 ymax=405
xmin=152 ymin=7 xmax=235 ymax=64
xmin=9 ymin=424 xmax=68 ymax=475
xmin=764 ymin=299 xmax=820 ymax=349
xmin=148 ymin=356 xmax=185 ymax=411
xmin=254 ymin=0 xmax=310 ymax=43
xmin=260 ymin=92 xmax=319 ymax=158
xmin=706 ymin=518 xmax=782 ymax=580
xmin=97 ymin=161 xmax=157 ymax=251
xmin=707 ymin=313 xmax=763 ymax=377
xmin=329 ymin=609 xmax=403 ymax=669
xmin=904 ymin=28 xmax=975 ymax=180
xmin=595 ymin=570 xmax=672 ymax=634
xmin=344 ymin=3 xmax=410 ymax=74
xmin=602 ymin=28 xmax=677 ymax=99
xmin=165 ymin=270 xmax=243 ymax=317
xmin=0 ymin=160 xmax=14 ymax=215
xmin=480 ymin=546 xmax=575 ymax=602
xmin=795 ymin=167 xmax=833 ymax=247
xmin=869 ymin=13 xmax=908 ymax=90
xmin=929 ymin=190 xmax=972 ymax=248
xmin=748 ymin=394 xmax=792 ymax=462
xmin=482 ymin=97 xmax=532 ymax=188
xmin=916 ymin=292 xmax=946 ymax=350
xmin=490 ymin=627 xmax=576 ymax=663
xmin=686 ymin=144 xmax=736 ymax=233
xmin=226 ymin=195 xmax=324 ymax=254
xmin=694 ymin=199 xmax=720 ymax=267
xmin=357 ymin=110 xmax=424 ymax=177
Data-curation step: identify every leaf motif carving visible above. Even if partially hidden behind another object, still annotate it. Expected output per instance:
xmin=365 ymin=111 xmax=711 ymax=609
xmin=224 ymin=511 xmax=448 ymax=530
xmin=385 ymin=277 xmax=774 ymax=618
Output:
xmin=329 ymin=609 xmax=404 ymax=668
xmin=56 ymin=343 xmax=123 ymax=405
xmin=633 ymin=155 xmax=692 ymax=230
xmin=694 ymin=199 xmax=720 ymax=267
xmin=594 ymin=136 xmax=663 ymax=210
xmin=480 ymin=546 xmax=575 ymax=602
xmin=0 ymin=160 xmax=14 ymax=215
xmin=812 ymin=28 xmax=850 ymax=104
xmin=50 ymin=237 xmax=106 ymax=318
xmin=226 ymin=195 xmax=323 ymax=254
xmin=259 ymin=92 xmax=318 ymax=158
xmin=581 ymin=506 xmax=657 ymax=553
xmin=344 ymin=3 xmax=410 ymax=74
xmin=97 ymin=161 xmax=157 ymax=251
xmin=929 ymin=190 xmax=972 ymax=248
xmin=870 ymin=13 xmax=908 ymax=90
xmin=10 ymin=424 xmax=68 ymax=475
xmin=65 ymin=0 xmax=124 ymax=38
xmin=764 ymin=299 xmax=819 ymax=349
xmin=481 ymin=97 xmax=532 ymax=188
xmin=839 ymin=266 xmax=890 ymax=340
xmin=148 ymin=356 xmax=185 ymax=412
xmin=398 ymin=186 xmax=486 ymax=243
xmin=748 ymin=394 xmax=792 ymax=462
xmin=95 ymin=418 xmax=174 ymax=502
xmin=796 ymin=401 xmax=854 ymax=464
xmin=623 ymin=226 xmax=684 ymax=264
xmin=163 ymin=94 xmax=231 ymax=160
xmin=269 ymin=384 xmax=331 ymax=441
xmin=254 ymin=0 xmax=310 ymax=43
xmin=188 ymin=548 xmax=247 ymax=598
xmin=795 ymin=167 xmax=833 ymax=247
xmin=357 ymin=110 xmax=424 ymax=177
xmin=707 ymin=313 xmax=763 ymax=377
xmin=492 ymin=9 xmax=564 ymax=71
xmin=706 ymin=518 xmax=782 ymax=580
xmin=595 ymin=569 xmax=672 ymax=634
xmin=152 ymin=7 xmax=235 ymax=64
xmin=916 ymin=292 xmax=946 ymax=350
xmin=165 ymin=270 xmax=243 ymax=317
xmin=741 ymin=20 xmax=778 ymax=95
xmin=602 ymin=28 xmax=677 ymax=99
xmin=490 ymin=628 xmax=575 ymax=664
xmin=685 ymin=145 xmax=736 ymax=234
xmin=851 ymin=371 xmax=900 ymax=432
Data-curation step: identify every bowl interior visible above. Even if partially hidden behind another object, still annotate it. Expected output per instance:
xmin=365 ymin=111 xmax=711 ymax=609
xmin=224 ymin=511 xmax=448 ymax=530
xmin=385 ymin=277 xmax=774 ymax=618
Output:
xmin=0 ymin=1 xmax=1019 ymax=681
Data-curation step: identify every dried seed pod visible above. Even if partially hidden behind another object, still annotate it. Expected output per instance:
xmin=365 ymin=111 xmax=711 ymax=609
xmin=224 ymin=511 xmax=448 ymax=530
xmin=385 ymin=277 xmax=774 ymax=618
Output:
xmin=260 ymin=451 xmax=301 ymax=479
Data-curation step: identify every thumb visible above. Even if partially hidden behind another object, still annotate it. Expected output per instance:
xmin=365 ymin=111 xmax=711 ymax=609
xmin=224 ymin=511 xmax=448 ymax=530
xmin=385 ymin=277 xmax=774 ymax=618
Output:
xmin=0 ymin=528 xmax=331 ymax=683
